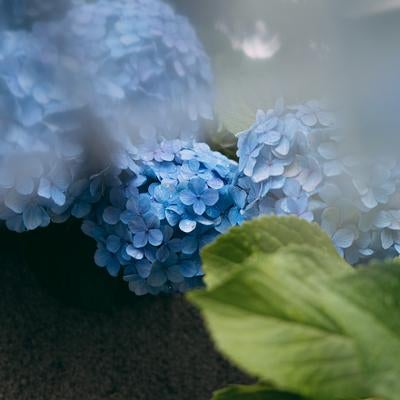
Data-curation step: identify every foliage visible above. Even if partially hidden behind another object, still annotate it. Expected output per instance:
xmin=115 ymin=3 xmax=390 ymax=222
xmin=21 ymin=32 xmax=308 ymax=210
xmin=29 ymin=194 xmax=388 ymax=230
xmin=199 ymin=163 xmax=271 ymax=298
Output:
xmin=189 ymin=216 xmax=400 ymax=400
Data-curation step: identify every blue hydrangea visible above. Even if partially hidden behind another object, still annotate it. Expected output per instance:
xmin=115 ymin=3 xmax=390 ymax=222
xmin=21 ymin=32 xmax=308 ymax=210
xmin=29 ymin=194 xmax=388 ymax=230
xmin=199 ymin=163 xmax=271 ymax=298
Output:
xmin=0 ymin=30 xmax=91 ymax=231
xmin=235 ymin=100 xmax=334 ymax=221
xmin=82 ymin=140 xmax=240 ymax=295
xmin=309 ymin=137 xmax=400 ymax=264
xmin=236 ymin=100 xmax=400 ymax=266
xmin=33 ymin=0 xmax=214 ymax=157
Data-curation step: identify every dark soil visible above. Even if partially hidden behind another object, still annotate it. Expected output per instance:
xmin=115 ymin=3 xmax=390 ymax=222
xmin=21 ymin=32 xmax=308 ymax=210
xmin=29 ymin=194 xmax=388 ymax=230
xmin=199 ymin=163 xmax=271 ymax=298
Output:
xmin=0 ymin=222 xmax=250 ymax=400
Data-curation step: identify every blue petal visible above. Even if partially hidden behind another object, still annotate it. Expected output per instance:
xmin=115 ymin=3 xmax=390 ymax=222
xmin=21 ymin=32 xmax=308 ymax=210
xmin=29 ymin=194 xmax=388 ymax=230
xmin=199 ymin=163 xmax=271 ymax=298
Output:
xmin=38 ymin=178 xmax=51 ymax=199
xmin=51 ymin=186 xmax=66 ymax=206
xmin=103 ymin=207 xmax=121 ymax=225
xmin=5 ymin=191 xmax=29 ymax=213
xmin=166 ymin=265 xmax=184 ymax=283
xmin=189 ymin=177 xmax=206 ymax=195
xmin=381 ymin=230 xmax=394 ymax=250
xmin=181 ymin=236 xmax=198 ymax=255
xmin=179 ymin=190 xmax=196 ymax=206
xmin=94 ymin=247 xmax=109 ymax=267
xmin=133 ymin=231 xmax=148 ymax=248
xmin=16 ymin=177 xmax=34 ymax=195
xmin=179 ymin=219 xmax=196 ymax=233
xmin=156 ymin=245 xmax=170 ymax=262
xmin=180 ymin=261 xmax=199 ymax=278
xmin=106 ymin=235 xmax=121 ymax=253
xmin=148 ymin=228 xmax=163 ymax=246
xmin=126 ymin=245 xmax=144 ymax=260
xmin=332 ymin=228 xmax=355 ymax=249
xmin=136 ymin=260 xmax=152 ymax=279
xmin=71 ymin=202 xmax=91 ymax=218
xmin=201 ymin=189 xmax=219 ymax=206
xmin=106 ymin=257 xmax=120 ymax=277
xmin=147 ymin=268 xmax=167 ymax=287
xmin=23 ymin=205 xmax=47 ymax=230
xmin=193 ymin=199 xmax=206 ymax=215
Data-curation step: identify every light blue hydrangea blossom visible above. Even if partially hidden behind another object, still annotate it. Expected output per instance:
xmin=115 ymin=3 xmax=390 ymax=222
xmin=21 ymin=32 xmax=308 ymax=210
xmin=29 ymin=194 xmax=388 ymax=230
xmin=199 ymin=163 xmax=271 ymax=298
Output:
xmin=0 ymin=0 xmax=215 ymax=232
xmin=309 ymin=142 xmax=400 ymax=264
xmin=33 ymin=0 xmax=214 ymax=156
xmin=0 ymin=30 xmax=90 ymax=231
xmin=236 ymin=100 xmax=400 ymax=265
xmin=82 ymin=140 xmax=240 ymax=295
xmin=235 ymin=100 xmax=335 ymax=221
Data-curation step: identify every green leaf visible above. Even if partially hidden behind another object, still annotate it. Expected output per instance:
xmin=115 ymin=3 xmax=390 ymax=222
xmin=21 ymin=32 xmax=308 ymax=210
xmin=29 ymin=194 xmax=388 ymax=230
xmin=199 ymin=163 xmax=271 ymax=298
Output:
xmin=212 ymin=384 xmax=303 ymax=400
xmin=201 ymin=216 xmax=346 ymax=290
xmin=190 ymin=217 xmax=400 ymax=400
xmin=190 ymin=247 xmax=363 ymax=400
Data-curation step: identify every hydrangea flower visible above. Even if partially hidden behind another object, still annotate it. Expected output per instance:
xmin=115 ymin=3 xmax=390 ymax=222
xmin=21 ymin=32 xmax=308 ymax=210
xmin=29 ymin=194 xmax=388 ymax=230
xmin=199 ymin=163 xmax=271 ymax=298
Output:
xmin=82 ymin=140 xmax=239 ymax=295
xmin=33 ymin=0 xmax=214 ymax=157
xmin=235 ymin=100 xmax=334 ymax=220
xmin=309 ymin=145 xmax=400 ymax=264
xmin=237 ymin=100 xmax=400 ymax=266
xmin=0 ymin=30 xmax=90 ymax=231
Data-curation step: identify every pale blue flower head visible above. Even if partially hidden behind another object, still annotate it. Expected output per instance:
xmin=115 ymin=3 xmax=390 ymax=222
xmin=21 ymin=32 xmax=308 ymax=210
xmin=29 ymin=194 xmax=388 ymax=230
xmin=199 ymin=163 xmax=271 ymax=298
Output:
xmin=0 ymin=30 xmax=90 ymax=231
xmin=310 ymin=152 xmax=400 ymax=264
xmin=33 ymin=0 xmax=214 ymax=154
xmin=304 ymin=117 xmax=400 ymax=265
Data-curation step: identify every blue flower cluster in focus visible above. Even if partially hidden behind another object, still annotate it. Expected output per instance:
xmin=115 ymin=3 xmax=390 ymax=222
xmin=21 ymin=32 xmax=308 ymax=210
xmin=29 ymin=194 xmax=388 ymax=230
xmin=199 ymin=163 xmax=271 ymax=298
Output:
xmin=82 ymin=140 xmax=239 ymax=295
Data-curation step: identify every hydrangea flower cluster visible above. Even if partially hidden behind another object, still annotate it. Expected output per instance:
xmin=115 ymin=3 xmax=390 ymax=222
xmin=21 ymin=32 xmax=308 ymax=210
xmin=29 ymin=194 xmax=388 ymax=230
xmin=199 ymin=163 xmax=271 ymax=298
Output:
xmin=0 ymin=0 xmax=215 ymax=233
xmin=236 ymin=100 xmax=400 ymax=266
xmin=236 ymin=100 xmax=335 ymax=221
xmin=33 ymin=0 xmax=214 ymax=154
xmin=309 ymin=137 xmax=400 ymax=264
xmin=82 ymin=140 xmax=240 ymax=295
xmin=0 ymin=30 xmax=91 ymax=231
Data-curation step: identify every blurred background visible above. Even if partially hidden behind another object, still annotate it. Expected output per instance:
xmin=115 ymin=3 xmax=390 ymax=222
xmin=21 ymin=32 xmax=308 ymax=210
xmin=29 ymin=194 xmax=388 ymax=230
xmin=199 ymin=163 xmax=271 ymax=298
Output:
xmin=171 ymin=0 xmax=400 ymax=149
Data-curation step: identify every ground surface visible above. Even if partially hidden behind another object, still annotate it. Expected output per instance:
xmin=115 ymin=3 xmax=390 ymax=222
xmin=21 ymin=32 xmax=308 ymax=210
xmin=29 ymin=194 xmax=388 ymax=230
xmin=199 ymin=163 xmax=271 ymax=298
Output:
xmin=0 ymin=223 xmax=249 ymax=400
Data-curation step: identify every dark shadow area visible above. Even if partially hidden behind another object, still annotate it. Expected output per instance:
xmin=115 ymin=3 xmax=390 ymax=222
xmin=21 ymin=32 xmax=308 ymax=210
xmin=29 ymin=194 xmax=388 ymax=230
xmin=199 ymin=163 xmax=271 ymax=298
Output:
xmin=21 ymin=219 xmax=139 ymax=311
xmin=0 ymin=225 xmax=251 ymax=400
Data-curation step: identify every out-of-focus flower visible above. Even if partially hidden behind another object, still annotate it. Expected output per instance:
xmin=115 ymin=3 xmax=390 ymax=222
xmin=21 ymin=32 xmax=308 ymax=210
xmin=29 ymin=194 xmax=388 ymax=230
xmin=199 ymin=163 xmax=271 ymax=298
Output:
xmin=235 ymin=99 xmax=400 ymax=265
xmin=82 ymin=140 xmax=238 ymax=295
xmin=34 ymin=0 xmax=214 ymax=156
xmin=0 ymin=30 xmax=90 ymax=231
xmin=309 ymin=152 xmax=400 ymax=264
